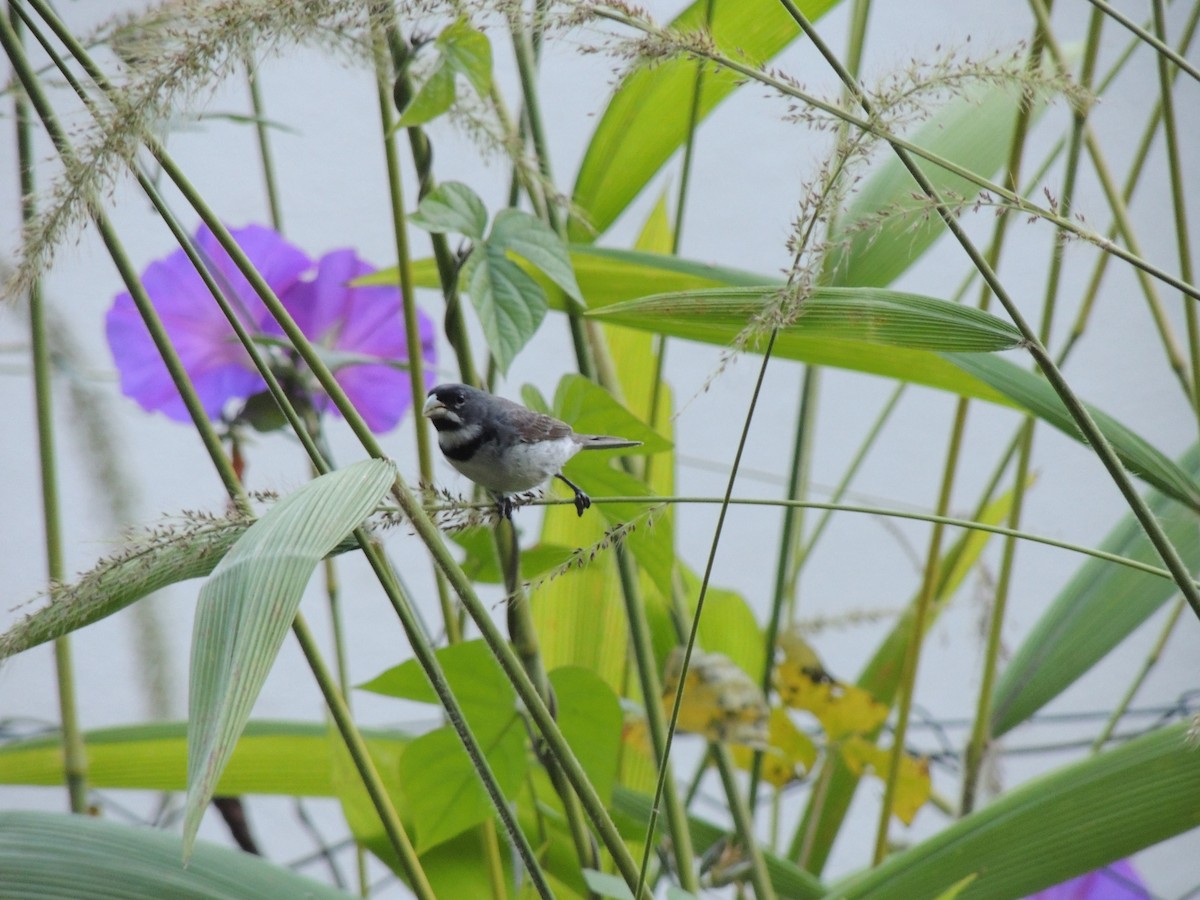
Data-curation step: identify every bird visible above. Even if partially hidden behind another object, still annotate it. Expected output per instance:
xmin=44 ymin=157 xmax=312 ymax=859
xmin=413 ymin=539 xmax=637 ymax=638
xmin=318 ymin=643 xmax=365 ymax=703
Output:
xmin=422 ymin=382 xmax=642 ymax=519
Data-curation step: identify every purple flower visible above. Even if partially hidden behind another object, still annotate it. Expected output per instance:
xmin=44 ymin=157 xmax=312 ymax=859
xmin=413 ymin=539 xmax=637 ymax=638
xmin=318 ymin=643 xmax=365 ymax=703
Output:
xmin=106 ymin=225 xmax=435 ymax=433
xmin=106 ymin=224 xmax=310 ymax=422
xmin=277 ymin=248 xmax=436 ymax=434
xmin=1028 ymin=859 xmax=1148 ymax=899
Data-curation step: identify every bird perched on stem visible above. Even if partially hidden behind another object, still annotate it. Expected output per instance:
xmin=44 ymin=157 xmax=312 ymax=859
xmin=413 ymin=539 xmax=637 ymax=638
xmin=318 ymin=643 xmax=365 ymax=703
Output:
xmin=423 ymin=383 xmax=641 ymax=519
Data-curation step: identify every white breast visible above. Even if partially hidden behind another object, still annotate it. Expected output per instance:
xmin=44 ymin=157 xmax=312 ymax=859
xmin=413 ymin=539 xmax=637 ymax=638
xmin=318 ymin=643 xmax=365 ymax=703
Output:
xmin=449 ymin=435 xmax=581 ymax=494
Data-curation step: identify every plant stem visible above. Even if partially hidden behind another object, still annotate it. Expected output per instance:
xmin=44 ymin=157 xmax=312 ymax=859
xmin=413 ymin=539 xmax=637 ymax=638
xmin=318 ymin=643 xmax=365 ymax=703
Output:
xmin=8 ymin=1 xmax=88 ymax=815
xmin=291 ymin=613 xmax=435 ymax=900
xmin=245 ymin=57 xmax=283 ymax=232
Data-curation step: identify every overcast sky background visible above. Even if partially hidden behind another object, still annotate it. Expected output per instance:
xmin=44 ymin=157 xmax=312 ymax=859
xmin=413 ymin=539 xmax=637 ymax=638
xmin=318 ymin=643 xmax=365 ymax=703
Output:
xmin=2 ymin=1 xmax=1198 ymax=895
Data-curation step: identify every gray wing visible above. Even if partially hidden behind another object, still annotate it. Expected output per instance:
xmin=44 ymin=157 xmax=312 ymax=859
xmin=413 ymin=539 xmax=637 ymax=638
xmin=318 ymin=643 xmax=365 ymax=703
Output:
xmin=493 ymin=395 xmax=575 ymax=443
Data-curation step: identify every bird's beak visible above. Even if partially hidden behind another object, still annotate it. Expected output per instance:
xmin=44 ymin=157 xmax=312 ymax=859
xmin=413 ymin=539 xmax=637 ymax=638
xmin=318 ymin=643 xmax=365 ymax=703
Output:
xmin=422 ymin=394 xmax=445 ymax=419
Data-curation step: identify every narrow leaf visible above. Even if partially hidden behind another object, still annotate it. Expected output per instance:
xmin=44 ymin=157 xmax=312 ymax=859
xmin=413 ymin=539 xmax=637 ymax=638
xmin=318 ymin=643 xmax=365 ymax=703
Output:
xmin=588 ymin=286 xmax=1025 ymax=352
xmin=832 ymin=724 xmax=1200 ymax=899
xmin=183 ymin=458 xmax=396 ymax=856
xmin=991 ymin=443 xmax=1200 ymax=735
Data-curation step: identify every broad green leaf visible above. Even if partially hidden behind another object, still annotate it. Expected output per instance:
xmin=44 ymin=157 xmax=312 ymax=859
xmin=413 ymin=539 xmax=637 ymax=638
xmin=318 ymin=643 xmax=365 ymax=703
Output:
xmin=832 ymin=723 xmax=1200 ymax=899
xmin=451 ymin=528 xmax=577 ymax=584
xmin=409 ymin=180 xmax=488 ymax=240
xmin=826 ymin=80 xmax=1043 ymax=288
xmin=0 ymin=811 xmax=354 ymax=900
xmin=584 ymin=870 xmax=637 ymax=900
xmin=396 ymin=60 xmax=455 ymax=127
xmin=399 ymin=717 xmax=527 ymax=851
xmin=462 ymin=245 xmax=548 ymax=373
xmin=588 ymin=287 xmax=1024 ymax=352
xmin=491 ymin=208 xmax=583 ymax=304
xmin=0 ymin=721 xmax=404 ymax=796
xmin=419 ymin=831 xmax=514 ymax=899
xmin=678 ymin=566 xmax=765 ymax=684
xmin=437 ymin=18 xmax=492 ymax=96
xmin=570 ymin=0 xmax=839 ymax=241
xmin=359 ymin=639 xmax=515 ymax=725
xmin=184 ymin=459 xmax=396 ymax=856
xmin=553 ymin=373 xmax=673 ymax=453
xmin=795 ymin=487 xmax=1019 ymax=873
xmin=991 ymin=443 xmax=1200 ymax=735
xmin=550 ymin=666 xmax=623 ymax=803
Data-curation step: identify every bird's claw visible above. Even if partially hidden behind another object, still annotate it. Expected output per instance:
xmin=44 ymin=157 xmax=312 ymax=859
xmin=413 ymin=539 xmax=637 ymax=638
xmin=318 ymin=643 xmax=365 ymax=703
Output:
xmin=573 ymin=491 xmax=591 ymax=517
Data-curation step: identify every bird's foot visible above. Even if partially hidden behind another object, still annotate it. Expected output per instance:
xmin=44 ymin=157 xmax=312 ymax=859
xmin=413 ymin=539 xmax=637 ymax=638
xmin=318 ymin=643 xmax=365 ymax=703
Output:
xmin=572 ymin=491 xmax=591 ymax=517
xmin=496 ymin=496 xmax=515 ymax=520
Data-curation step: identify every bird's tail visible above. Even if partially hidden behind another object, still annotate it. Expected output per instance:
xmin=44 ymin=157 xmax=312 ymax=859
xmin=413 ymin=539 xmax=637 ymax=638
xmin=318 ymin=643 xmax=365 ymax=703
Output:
xmin=576 ymin=435 xmax=643 ymax=450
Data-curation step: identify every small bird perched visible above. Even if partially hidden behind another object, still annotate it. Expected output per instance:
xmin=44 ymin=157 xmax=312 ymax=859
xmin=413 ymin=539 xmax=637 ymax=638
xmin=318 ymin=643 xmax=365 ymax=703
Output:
xmin=423 ymin=383 xmax=642 ymax=518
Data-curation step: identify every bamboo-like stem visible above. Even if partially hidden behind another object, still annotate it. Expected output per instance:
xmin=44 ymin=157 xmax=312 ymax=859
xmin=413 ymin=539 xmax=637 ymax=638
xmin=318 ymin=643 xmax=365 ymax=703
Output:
xmin=1027 ymin=0 xmax=1194 ymax=404
xmin=774 ymin=0 xmax=1200 ymax=624
xmin=1151 ymin=0 xmax=1200 ymax=421
xmin=245 ymin=58 xmax=283 ymax=232
xmin=8 ymin=2 xmax=88 ymax=815
xmin=291 ymin=614 xmax=435 ymax=900
xmin=872 ymin=400 xmax=968 ymax=862
xmin=1082 ymin=0 xmax=1200 ymax=81
xmin=615 ymin=548 xmax=700 ymax=895
xmin=1092 ymin=596 xmax=1187 ymax=752
xmin=370 ymin=22 xmax=460 ymax=645
xmin=710 ymin=743 xmax=776 ymax=899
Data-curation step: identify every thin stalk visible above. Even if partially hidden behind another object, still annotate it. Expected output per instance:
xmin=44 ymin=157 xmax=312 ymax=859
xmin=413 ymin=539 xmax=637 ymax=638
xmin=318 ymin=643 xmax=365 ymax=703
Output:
xmin=370 ymin=23 xmax=460 ymax=645
xmin=615 ymin=548 xmax=699 ymax=895
xmin=9 ymin=2 xmax=87 ymax=814
xmin=649 ymin=331 xmax=782 ymax=898
xmin=508 ymin=8 xmax=596 ymax=382
xmin=671 ymin=0 xmax=714 ymax=253
xmin=245 ymin=58 xmax=283 ymax=232
xmin=749 ymin=364 xmax=818 ymax=812
xmin=1151 ymin=0 xmax=1200 ymax=420
xmin=386 ymin=27 xmax=479 ymax=387
xmin=1082 ymin=0 xmax=1200 ymax=81
xmin=873 ymin=401 xmax=968 ymax=862
xmin=291 ymin=613 xmax=435 ymax=900
xmin=1028 ymin=0 xmax=1194 ymax=404
xmin=961 ymin=0 xmax=1089 ymax=815
xmin=776 ymin=0 xmax=1200 ymax=623
xmin=1092 ymin=596 xmax=1187 ymax=751
xmin=710 ymin=743 xmax=776 ymax=900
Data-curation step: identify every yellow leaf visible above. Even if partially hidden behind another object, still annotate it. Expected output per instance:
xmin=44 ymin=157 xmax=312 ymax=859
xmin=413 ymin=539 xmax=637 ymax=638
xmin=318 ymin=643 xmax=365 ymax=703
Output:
xmin=775 ymin=627 xmax=887 ymax=739
xmin=661 ymin=647 xmax=768 ymax=746
xmin=840 ymin=736 xmax=932 ymax=826
xmin=732 ymin=707 xmax=818 ymax=788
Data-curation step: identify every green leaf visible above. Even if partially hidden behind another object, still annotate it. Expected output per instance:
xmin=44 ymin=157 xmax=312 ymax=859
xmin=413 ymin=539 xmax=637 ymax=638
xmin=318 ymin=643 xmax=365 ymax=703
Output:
xmin=396 ymin=60 xmax=455 ymax=127
xmin=409 ymin=180 xmax=489 ymax=240
xmin=826 ymin=80 xmax=1042 ymax=288
xmin=438 ymin=18 xmax=493 ymax=98
xmin=570 ymin=0 xmax=838 ymax=241
xmin=583 ymin=869 xmax=636 ymax=900
xmin=550 ymin=667 xmax=623 ymax=804
xmin=183 ymin=459 xmax=396 ymax=856
xmin=359 ymin=639 xmax=515 ymax=724
xmin=0 ymin=721 xmax=405 ymax=796
xmin=0 ymin=811 xmax=354 ymax=900
xmin=462 ymin=244 xmax=548 ymax=373
xmin=991 ymin=442 xmax=1200 ymax=735
xmin=451 ymin=527 xmax=578 ymax=584
xmin=832 ymin=723 xmax=1200 ymax=899
xmin=553 ymin=373 xmax=672 ymax=452
xmin=588 ymin=286 xmax=1025 ymax=352
xmin=678 ymin=567 xmax=765 ymax=684
xmin=399 ymin=717 xmax=527 ymax=852
xmin=491 ymin=209 xmax=584 ymax=304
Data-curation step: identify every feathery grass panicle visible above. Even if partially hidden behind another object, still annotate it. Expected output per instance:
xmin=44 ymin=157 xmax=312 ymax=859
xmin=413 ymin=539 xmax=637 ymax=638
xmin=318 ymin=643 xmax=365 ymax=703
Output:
xmin=7 ymin=0 xmax=377 ymax=303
